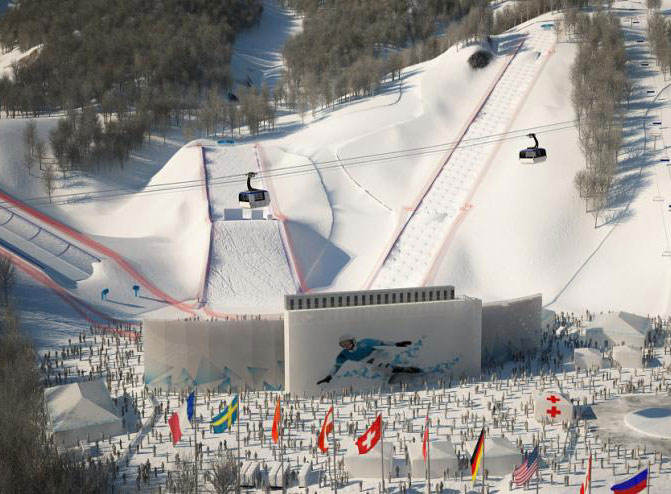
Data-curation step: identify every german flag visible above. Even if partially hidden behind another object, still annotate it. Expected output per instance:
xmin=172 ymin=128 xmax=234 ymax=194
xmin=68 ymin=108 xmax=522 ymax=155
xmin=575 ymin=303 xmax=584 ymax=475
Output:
xmin=470 ymin=428 xmax=485 ymax=484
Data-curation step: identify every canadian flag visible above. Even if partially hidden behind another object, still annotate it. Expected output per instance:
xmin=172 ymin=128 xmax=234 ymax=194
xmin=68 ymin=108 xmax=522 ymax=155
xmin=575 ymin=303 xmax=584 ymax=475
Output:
xmin=422 ymin=414 xmax=429 ymax=462
xmin=580 ymin=453 xmax=591 ymax=494
xmin=272 ymin=396 xmax=281 ymax=444
xmin=356 ymin=414 xmax=382 ymax=455
xmin=318 ymin=406 xmax=334 ymax=453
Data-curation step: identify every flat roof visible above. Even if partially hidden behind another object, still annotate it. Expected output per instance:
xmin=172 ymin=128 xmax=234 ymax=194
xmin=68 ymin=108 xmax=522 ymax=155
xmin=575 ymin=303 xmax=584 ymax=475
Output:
xmin=284 ymin=285 xmax=455 ymax=311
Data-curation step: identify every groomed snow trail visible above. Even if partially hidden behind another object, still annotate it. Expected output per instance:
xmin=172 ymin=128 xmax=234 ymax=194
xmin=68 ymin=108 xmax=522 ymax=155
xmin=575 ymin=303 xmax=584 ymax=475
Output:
xmin=371 ymin=27 xmax=556 ymax=289
xmin=0 ymin=203 xmax=99 ymax=283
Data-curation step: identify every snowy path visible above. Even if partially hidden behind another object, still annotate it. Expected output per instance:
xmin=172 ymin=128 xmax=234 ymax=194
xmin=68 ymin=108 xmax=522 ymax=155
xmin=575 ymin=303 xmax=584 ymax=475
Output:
xmin=371 ymin=27 xmax=557 ymax=289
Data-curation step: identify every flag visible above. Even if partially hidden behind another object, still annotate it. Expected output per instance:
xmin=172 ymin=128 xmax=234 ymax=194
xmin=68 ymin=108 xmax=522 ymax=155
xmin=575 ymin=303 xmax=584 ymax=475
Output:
xmin=212 ymin=395 xmax=239 ymax=434
xmin=470 ymin=428 xmax=485 ymax=484
xmin=168 ymin=393 xmax=193 ymax=445
xmin=513 ymin=445 xmax=539 ymax=486
xmin=186 ymin=392 xmax=195 ymax=422
xmin=611 ymin=468 xmax=648 ymax=494
xmin=356 ymin=414 xmax=382 ymax=455
xmin=318 ymin=405 xmax=334 ymax=453
xmin=272 ymin=396 xmax=281 ymax=444
xmin=422 ymin=414 xmax=429 ymax=462
xmin=580 ymin=453 xmax=591 ymax=494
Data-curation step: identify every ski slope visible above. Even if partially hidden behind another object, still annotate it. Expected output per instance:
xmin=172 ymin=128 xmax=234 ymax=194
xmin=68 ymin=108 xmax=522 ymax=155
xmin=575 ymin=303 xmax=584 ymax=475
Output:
xmin=202 ymin=144 xmax=297 ymax=313
xmin=370 ymin=26 xmax=557 ymax=289
xmin=431 ymin=4 xmax=671 ymax=316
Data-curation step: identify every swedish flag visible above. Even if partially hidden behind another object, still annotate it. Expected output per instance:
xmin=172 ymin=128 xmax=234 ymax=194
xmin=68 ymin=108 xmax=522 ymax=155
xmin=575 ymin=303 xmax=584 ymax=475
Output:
xmin=212 ymin=395 xmax=239 ymax=433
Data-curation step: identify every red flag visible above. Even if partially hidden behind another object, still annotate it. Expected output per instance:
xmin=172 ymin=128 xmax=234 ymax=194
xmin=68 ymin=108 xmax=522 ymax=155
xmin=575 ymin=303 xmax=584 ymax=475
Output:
xmin=168 ymin=412 xmax=181 ymax=445
xmin=272 ymin=397 xmax=281 ymax=444
xmin=580 ymin=454 xmax=591 ymax=494
xmin=422 ymin=414 xmax=429 ymax=462
xmin=318 ymin=406 xmax=334 ymax=453
xmin=356 ymin=414 xmax=382 ymax=455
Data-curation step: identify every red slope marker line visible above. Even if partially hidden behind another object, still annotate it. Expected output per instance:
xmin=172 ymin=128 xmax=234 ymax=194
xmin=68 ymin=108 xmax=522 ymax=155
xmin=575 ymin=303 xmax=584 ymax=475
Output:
xmin=362 ymin=38 xmax=527 ymax=290
xmin=254 ymin=143 xmax=308 ymax=293
xmin=422 ymin=38 xmax=558 ymax=286
xmin=0 ymin=245 xmax=140 ymax=335
xmin=0 ymin=187 xmax=197 ymax=316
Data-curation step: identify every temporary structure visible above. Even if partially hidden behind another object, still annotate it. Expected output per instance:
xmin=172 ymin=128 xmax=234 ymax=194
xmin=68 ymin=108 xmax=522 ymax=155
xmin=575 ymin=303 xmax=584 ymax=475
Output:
xmin=478 ymin=437 xmax=523 ymax=477
xmin=408 ymin=440 xmax=459 ymax=478
xmin=44 ymin=380 xmax=123 ymax=449
xmin=612 ymin=345 xmax=643 ymax=369
xmin=343 ymin=439 xmax=393 ymax=478
xmin=584 ymin=312 xmax=651 ymax=349
xmin=574 ymin=348 xmax=610 ymax=370
xmin=533 ymin=390 xmax=573 ymax=424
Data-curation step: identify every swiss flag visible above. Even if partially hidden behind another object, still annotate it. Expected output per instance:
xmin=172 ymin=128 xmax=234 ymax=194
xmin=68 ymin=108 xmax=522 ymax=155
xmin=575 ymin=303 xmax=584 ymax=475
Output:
xmin=580 ymin=453 xmax=591 ymax=494
xmin=356 ymin=414 xmax=382 ymax=455
xmin=272 ymin=397 xmax=281 ymax=444
xmin=422 ymin=414 xmax=429 ymax=462
xmin=318 ymin=406 xmax=334 ymax=453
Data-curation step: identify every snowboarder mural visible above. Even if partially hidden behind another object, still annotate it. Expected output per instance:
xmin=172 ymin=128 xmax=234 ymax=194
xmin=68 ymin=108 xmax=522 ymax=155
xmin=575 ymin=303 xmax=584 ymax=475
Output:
xmin=316 ymin=334 xmax=423 ymax=386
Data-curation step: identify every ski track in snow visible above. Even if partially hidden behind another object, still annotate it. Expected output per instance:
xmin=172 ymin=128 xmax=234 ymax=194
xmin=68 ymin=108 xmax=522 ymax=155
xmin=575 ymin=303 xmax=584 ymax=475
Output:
xmin=371 ymin=29 xmax=557 ymax=289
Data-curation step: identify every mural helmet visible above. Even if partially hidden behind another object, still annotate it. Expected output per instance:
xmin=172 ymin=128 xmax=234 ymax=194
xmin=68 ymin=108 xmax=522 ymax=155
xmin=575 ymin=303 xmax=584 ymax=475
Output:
xmin=338 ymin=334 xmax=356 ymax=348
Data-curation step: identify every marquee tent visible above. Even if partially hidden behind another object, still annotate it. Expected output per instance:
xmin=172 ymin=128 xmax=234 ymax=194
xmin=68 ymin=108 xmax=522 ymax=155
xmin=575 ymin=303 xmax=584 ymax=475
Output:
xmin=574 ymin=348 xmax=610 ymax=370
xmin=584 ymin=312 xmax=651 ymax=349
xmin=44 ymin=380 xmax=123 ymax=448
xmin=477 ymin=437 xmax=523 ymax=477
xmin=612 ymin=345 xmax=643 ymax=369
xmin=533 ymin=390 xmax=573 ymax=424
xmin=409 ymin=440 xmax=459 ymax=478
xmin=344 ymin=440 xmax=393 ymax=478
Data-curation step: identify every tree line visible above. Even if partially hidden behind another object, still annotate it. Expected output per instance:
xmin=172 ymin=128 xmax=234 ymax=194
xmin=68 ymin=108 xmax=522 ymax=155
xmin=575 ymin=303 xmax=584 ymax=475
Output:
xmin=276 ymin=0 xmax=595 ymax=118
xmin=0 ymin=306 xmax=115 ymax=493
xmin=647 ymin=11 xmax=671 ymax=77
xmin=569 ymin=12 xmax=629 ymax=227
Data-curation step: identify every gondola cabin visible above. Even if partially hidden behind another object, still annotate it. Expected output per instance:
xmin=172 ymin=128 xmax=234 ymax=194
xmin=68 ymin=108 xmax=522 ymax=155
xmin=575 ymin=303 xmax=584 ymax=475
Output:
xmin=519 ymin=147 xmax=547 ymax=164
xmin=239 ymin=189 xmax=270 ymax=209
xmin=519 ymin=133 xmax=547 ymax=164
xmin=239 ymin=172 xmax=270 ymax=209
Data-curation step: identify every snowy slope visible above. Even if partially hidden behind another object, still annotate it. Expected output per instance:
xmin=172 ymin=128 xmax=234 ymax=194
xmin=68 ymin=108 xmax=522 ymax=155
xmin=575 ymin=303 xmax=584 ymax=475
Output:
xmin=230 ymin=0 xmax=302 ymax=90
xmin=431 ymin=5 xmax=671 ymax=316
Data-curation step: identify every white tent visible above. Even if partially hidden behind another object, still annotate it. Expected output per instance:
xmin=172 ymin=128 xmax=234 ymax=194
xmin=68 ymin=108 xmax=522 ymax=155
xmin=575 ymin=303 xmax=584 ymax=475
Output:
xmin=533 ymin=390 xmax=573 ymax=424
xmin=479 ymin=437 xmax=523 ymax=477
xmin=44 ymin=380 xmax=123 ymax=448
xmin=584 ymin=312 xmax=651 ymax=349
xmin=574 ymin=348 xmax=610 ymax=371
xmin=344 ymin=439 xmax=393 ymax=479
xmin=408 ymin=440 xmax=459 ymax=478
xmin=612 ymin=345 xmax=643 ymax=369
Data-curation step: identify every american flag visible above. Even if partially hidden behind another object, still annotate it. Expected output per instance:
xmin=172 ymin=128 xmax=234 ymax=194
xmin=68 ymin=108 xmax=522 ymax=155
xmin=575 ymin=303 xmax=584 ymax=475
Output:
xmin=513 ymin=445 xmax=539 ymax=485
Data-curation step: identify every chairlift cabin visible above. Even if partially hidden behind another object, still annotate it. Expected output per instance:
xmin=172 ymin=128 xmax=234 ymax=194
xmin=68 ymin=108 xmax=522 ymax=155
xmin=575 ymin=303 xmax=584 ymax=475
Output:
xmin=239 ymin=172 xmax=270 ymax=209
xmin=519 ymin=133 xmax=547 ymax=164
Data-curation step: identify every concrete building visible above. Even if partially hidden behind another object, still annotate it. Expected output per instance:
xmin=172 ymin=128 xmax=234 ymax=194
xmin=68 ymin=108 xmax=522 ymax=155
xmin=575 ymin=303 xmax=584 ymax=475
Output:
xmin=284 ymin=286 xmax=482 ymax=396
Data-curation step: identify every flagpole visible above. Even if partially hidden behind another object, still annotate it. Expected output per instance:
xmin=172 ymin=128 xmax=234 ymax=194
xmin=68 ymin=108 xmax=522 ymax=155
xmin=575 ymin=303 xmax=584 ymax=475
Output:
xmin=281 ymin=395 xmax=285 ymax=494
xmin=426 ymin=406 xmax=431 ymax=494
xmin=381 ymin=415 xmax=385 ymax=494
xmin=481 ymin=429 xmax=485 ymax=494
xmin=589 ymin=452 xmax=592 ymax=494
xmin=237 ymin=395 xmax=241 ymax=494
xmin=194 ymin=389 xmax=198 ymax=494
xmin=332 ymin=395 xmax=338 ymax=494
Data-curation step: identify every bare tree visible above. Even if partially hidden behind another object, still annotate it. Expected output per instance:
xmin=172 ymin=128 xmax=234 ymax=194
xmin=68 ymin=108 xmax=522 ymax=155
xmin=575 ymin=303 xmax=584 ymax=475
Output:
xmin=42 ymin=164 xmax=56 ymax=203
xmin=170 ymin=454 xmax=197 ymax=494
xmin=0 ymin=254 xmax=15 ymax=306
xmin=34 ymin=139 xmax=46 ymax=170
xmin=209 ymin=455 xmax=238 ymax=494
